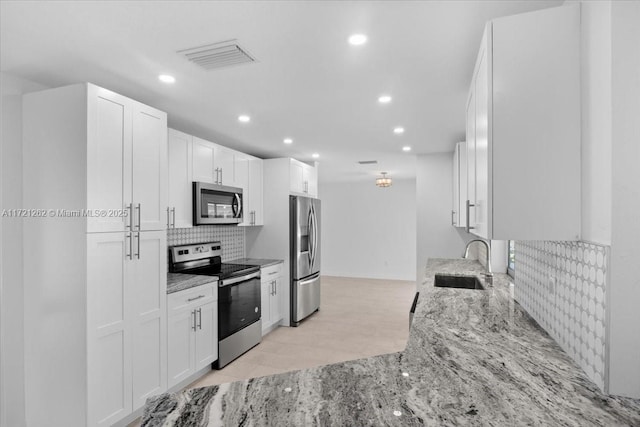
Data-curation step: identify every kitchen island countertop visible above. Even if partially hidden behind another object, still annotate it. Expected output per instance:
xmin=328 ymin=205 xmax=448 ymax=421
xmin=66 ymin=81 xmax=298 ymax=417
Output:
xmin=146 ymin=258 xmax=640 ymax=426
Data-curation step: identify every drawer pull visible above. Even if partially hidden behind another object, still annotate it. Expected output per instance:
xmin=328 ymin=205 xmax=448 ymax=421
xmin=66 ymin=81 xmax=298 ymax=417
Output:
xmin=187 ymin=295 xmax=205 ymax=302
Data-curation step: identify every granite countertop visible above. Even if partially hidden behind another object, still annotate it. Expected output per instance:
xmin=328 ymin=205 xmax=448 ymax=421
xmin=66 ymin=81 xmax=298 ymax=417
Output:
xmin=146 ymin=258 xmax=640 ymax=425
xmin=227 ymin=258 xmax=283 ymax=268
xmin=167 ymin=273 xmax=218 ymax=294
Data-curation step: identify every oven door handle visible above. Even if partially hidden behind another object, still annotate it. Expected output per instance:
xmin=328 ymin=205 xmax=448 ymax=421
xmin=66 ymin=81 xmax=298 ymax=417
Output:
xmin=219 ymin=271 xmax=260 ymax=287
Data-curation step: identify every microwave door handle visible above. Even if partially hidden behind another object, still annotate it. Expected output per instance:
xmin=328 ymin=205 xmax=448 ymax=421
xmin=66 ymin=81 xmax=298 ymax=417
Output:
xmin=233 ymin=193 xmax=241 ymax=218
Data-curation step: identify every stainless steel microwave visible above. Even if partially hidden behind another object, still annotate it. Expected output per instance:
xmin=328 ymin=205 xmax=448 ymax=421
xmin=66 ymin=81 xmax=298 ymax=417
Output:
xmin=193 ymin=182 xmax=243 ymax=225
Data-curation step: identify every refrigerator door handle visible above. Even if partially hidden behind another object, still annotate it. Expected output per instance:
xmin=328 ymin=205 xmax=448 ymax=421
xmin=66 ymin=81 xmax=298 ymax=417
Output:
xmin=307 ymin=207 xmax=313 ymax=269
xmin=312 ymin=203 xmax=319 ymax=269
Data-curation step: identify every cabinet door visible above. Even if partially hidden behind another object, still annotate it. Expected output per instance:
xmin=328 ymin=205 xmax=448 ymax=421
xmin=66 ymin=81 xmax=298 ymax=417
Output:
xmin=214 ymin=145 xmax=236 ymax=186
xmin=167 ymin=308 xmax=196 ymax=389
xmin=194 ymin=301 xmax=218 ymax=370
xmin=289 ymin=159 xmax=304 ymax=194
xmin=87 ymin=232 xmax=132 ymax=426
xmin=249 ymin=158 xmax=264 ymax=225
xmin=87 ymin=87 xmax=132 ymax=233
xmin=473 ymin=34 xmax=490 ymax=239
xmin=132 ymin=103 xmax=167 ymax=231
xmin=452 ymin=144 xmax=459 ymax=227
xmin=465 ymin=90 xmax=476 ymax=234
xmin=303 ymin=164 xmax=318 ymax=198
xmin=235 ymin=156 xmax=250 ymax=225
xmin=131 ymin=231 xmax=167 ymax=410
xmin=168 ymin=129 xmax=193 ymax=228
xmin=270 ymin=277 xmax=282 ymax=325
xmin=192 ymin=137 xmax=216 ymax=184
xmin=260 ymin=279 xmax=271 ymax=333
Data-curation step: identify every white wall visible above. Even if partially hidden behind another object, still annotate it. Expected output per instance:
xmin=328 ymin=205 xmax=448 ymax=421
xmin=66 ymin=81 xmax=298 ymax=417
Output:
xmin=0 ymin=72 xmax=47 ymax=427
xmin=319 ymin=178 xmax=416 ymax=281
xmin=416 ymin=153 xmax=467 ymax=281
xmin=608 ymin=0 xmax=640 ymax=398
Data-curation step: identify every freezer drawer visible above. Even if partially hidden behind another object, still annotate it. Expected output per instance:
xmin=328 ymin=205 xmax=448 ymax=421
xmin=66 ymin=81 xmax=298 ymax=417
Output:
xmin=291 ymin=273 xmax=320 ymax=326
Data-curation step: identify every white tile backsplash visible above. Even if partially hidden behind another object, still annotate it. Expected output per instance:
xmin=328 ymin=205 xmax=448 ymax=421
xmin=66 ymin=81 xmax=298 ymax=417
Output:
xmin=514 ymin=241 xmax=608 ymax=391
xmin=167 ymin=225 xmax=245 ymax=261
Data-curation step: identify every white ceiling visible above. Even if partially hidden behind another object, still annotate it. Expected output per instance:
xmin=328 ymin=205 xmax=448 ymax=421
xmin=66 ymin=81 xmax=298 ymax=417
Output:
xmin=0 ymin=0 xmax=561 ymax=183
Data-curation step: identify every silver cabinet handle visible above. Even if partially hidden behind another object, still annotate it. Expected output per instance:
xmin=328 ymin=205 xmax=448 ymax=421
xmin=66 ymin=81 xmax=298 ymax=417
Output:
xmin=187 ymin=295 xmax=205 ymax=302
xmin=126 ymin=203 xmax=133 ymax=229
xmin=465 ymin=200 xmax=475 ymax=233
xmin=267 ymin=271 xmax=278 ymax=276
xmin=134 ymin=232 xmax=140 ymax=259
xmin=134 ymin=203 xmax=141 ymax=230
xmin=191 ymin=310 xmax=196 ymax=331
xmin=197 ymin=308 xmax=202 ymax=330
xmin=171 ymin=207 xmax=176 ymax=228
xmin=451 ymin=210 xmax=456 ymax=226
xmin=219 ymin=168 xmax=223 ymax=184
xmin=125 ymin=232 xmax=132 ymax=260
xmin=167 ymin=207 xmax=171 ymax=228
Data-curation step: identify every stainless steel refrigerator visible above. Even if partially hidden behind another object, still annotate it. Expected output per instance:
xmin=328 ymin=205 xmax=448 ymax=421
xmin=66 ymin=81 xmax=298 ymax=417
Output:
xmin=290 ymin=195 xmax=321 ymax=326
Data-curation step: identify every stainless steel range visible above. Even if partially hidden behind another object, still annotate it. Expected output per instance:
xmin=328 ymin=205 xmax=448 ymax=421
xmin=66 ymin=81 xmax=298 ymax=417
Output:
xmin=169 ymin=241 xmax=261 ymax=368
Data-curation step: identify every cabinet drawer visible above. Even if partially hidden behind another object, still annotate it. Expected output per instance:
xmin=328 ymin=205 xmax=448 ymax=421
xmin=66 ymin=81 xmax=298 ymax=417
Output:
xmin=261 ymin=263 xmax=282 ymax=280
xmin=168 ymin=284 xmax=216 ymax=312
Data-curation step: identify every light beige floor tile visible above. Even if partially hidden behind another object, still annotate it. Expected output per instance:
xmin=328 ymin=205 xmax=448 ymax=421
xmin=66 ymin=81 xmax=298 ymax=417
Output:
xmin=172 ymin=276 xmax=416 ymax=394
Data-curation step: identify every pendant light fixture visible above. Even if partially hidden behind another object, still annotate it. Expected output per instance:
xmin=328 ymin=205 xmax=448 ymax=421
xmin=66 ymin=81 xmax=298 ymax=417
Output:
xmin=376 ymin=172 xmax=392 ymax=188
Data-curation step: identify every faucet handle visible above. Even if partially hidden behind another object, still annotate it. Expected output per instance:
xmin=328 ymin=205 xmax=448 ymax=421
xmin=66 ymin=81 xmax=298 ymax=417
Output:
xmin=484 ymin=272 xmax=493 ymax=285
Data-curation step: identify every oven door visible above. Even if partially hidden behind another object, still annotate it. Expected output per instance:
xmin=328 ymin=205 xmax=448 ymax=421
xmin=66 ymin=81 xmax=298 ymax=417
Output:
xmin=193 ymin=182 xmax=243 ymax=225
xmin=218 ymin=271 xmax=261 ymax=340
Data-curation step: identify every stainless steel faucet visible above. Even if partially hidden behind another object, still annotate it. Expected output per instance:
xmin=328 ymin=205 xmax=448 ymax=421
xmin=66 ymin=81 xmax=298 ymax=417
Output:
xmin=463 ymin=239 xmax=493 ymax=284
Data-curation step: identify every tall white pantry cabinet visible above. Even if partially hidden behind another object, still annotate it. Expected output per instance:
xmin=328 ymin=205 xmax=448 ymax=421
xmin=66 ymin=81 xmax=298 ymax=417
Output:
xmin=22 ymin=83 xmax=168 ymax=427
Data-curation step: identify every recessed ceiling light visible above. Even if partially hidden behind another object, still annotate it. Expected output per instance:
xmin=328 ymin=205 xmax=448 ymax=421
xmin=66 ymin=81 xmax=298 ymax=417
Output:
xmin=283 ymin=138 xmax=293 ymax=144
xmin=393 ymin=127 xmax=405 ymax=134
xmin=402 ymin=146 xmax=412 ymax=152
xmin=378 ymin=95 xmax=392 ymax=104
xmin=158 ymin=74 xmax=175 ymax=84
xmin=348 ymin=34 xmax=367 ymax=46
xmin=238 ymin=115 xmax=251 ymax=123
xmin=312 ymin=153 xmax=320 ymax=159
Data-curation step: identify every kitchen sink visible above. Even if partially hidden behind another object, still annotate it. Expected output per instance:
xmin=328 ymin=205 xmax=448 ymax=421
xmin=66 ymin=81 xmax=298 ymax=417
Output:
xmin=434 ymin=274 xmax=484 ymax=290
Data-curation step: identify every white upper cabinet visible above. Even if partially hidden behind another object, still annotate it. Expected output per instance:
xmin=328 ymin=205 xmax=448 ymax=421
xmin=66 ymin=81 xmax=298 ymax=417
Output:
xmin=86 ymin=85 xmax=167 ymax=233
xmin=167 ymin=129 xmax=193 ymax=229
xmin=236 ymin=154 xmax=264 ymax=226
xmin=191 ymin=136 xmax=239 ymax=187
xmin=213 ymin=144 xmax=237 ymax=187
xmin=465 ymin=4 xmax=580 ymax=240
xmin=192 ymin=136 xmax=216 ymax=184
xmin=132 ymin=103 xmax=168 ymax=231
xmin=290 ymin=158 xmax=318 ymax=198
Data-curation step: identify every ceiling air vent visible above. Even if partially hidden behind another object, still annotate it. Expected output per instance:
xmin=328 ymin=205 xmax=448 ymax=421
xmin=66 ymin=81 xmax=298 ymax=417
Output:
xmin=178 ymin=39 xmax=256 ymax=71
xmin=358 ymin=160 xmax=378 ymax=165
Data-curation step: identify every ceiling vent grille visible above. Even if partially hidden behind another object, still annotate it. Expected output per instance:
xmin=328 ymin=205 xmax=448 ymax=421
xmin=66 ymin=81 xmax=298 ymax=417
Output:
xmin=358 ymin=160 xmax=378 ymax=165
xmin=178 ymin=39 xmax=256 ymax=71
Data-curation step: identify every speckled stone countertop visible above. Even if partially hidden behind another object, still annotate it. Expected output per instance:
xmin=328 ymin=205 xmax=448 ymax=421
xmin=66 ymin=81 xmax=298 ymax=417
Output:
xmin=227 ymin=258 xmax=283 ymax=268
xmin=167 ymin=273 xmax=218 ymax=294
xmin=145 ymin=259 xmax=640 ymax=426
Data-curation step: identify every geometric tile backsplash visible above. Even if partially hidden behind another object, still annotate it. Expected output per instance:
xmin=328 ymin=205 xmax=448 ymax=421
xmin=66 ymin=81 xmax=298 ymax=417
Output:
xmin=167 ymin=225 xmax=245 ymax=261
xmin=514 ymin=241 xmax=609 ymax=392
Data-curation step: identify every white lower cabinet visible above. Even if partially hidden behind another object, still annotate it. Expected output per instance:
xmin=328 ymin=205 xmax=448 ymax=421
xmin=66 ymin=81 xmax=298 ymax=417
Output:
xmin=260 ymin=263 xmax=283 ymax=334
xmin=167 ymin=284 xmax=218 ymax=388
xmin=87 ymin=230 xmax=167 ymax=426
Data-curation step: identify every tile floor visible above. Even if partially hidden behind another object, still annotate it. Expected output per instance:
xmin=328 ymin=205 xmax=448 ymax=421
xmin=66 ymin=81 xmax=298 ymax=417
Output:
xmin=129 ymin=275 xmax=415 ymax=426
